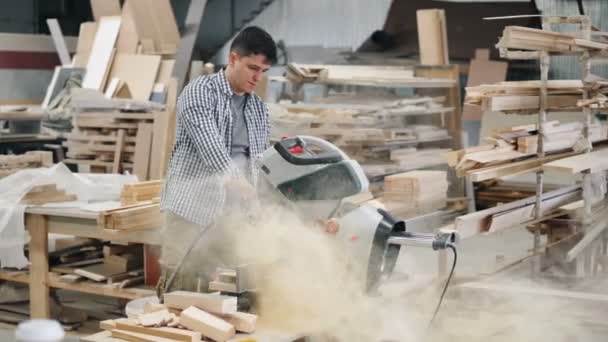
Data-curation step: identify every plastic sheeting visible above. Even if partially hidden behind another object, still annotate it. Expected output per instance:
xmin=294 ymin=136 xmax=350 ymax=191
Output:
xmin=0 ymin=163 xmax=137 ymax=269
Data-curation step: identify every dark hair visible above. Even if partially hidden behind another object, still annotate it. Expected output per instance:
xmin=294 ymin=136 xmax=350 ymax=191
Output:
xmin=230 ymin=26 xmax=277 ymax=64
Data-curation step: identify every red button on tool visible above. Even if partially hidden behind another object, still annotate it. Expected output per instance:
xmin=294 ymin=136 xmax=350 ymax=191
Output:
xmin=289 ymin=146 xmax=304 ymax=154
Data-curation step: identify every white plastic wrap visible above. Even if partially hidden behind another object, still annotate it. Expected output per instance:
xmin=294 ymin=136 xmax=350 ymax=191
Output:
xmin=0 ymin=163 xmax=137 ymax=269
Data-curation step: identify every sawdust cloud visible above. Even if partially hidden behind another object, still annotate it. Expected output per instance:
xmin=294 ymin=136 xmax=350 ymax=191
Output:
xmin=226 ymin=198 xmax=607 ymax=341
xmin=163 ymin=177 xmax=608 ymax=341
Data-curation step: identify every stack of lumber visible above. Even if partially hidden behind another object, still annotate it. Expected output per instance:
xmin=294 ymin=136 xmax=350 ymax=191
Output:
xmin=380 ymin=170 xmax=448 ymax=217
xmin=21 ymin=184 xmax=77 ymax=205
xmin=64 ymin=112 xmax=155 ymax=176
xmin=45 ymin=0 xmax=180 ymax=180
xmin=98 ymin=201 xmax=161 ymax=231
xmin=50 ymin=240 xmax=144 ymax=288
xmin=543 ymin=148 xmax=608 ymax=174
xmin=86 ymin=291 xmax=258 ymax=342
xmin=120 ymin=180 xmax=163 ymax=205
xmin=0 ymin=151 xmax=53 ymax=178
xmin=496 ymin=26 xmax=608 ymax=53
xmin=455 ymin=185 xmax=582 ymax=239
xmin=284 ymin=63 xmax=455 ymax=87
xmin=447 ymin=120 xmax=608 ymax=180
xmin=474 ymin=180 xmax=560 ymax=209
xmin=269 ymin=97 xmax=451 ymax=180
xmin=465 ymin=80 xmax=587 ymax=114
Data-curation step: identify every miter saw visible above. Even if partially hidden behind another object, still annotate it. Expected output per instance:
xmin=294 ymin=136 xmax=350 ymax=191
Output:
xmin=258 ymin=136 xmax=459 ymax=293
xmin=160 ymin=136 xmax=458 ymax=322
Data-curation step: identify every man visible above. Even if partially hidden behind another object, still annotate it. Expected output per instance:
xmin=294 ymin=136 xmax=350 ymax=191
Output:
xmin=159 ymin=26 xmax=277 ymax=293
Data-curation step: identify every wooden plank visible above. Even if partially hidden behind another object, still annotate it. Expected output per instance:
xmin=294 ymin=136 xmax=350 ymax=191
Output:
xmin=112 ymin=329 xmax=175 ymax=342
xmin=26 ymin=214 xmax=49 ymax=319
xmin=76 ymin=112 xmax=155 ymax=120
xmin=46 ymin=19 xmax=71 ymax=66
xmin=222 ymin=312 xmax=257 ymax=333
xmin=107 ymin=53 xmax=161 ymax=101
xmin=163 ymin=291 xmax=237 ymax=315
xmin=149 ymin=78 xmax=178 ymax=179
xmin=115 ymin=0 xmax=139 ymax=53
xmin=90 ymin=0 xmax=121 ymax=21
xmin=115 ymin=321 xmax=201 ymax=342
xmin=113 ymin=129 xmax=126 ymax=173
xmin=416 ymin=9 xmax=449 ymax=65
xmin=172 ymin=0 xmax=207 ymax=91
xmin=66 ymin=133 xmax=137 ymax=143
xmin=47 ymin=272 xmax=154 ymax=300
xmin=83 ymin=16 xmax=121 ymax=91
xmin=127 ymin=0 xmax=180 ymax=54
xmin=180 ymin=306 xmax=235 ymax=342
xmin=487 ymin=190 xmax=580 ymax=232
xmin=566 ymin=219 xmax=608 ymax=262
xmin=484 ymin=95 xmax=580 ymax=112
xmin=74 ymin=264 xmax=116 ymax=282
xmin=156 ymin=60 xmax=175 ymax=85
xmin=133 ymin=123 xmax=154 ymax=181
xmin=208 ymin=281 xmax=237 ymax=293
xmin=543 ymin=149 xmax=608 ymax=174
xmin=76 ymin=22 xmax=97 ymax=55
xmin=468 ymin=151 xmax=579 ymax=182
xmin=454 ymin=185 xmax=581 ymax=238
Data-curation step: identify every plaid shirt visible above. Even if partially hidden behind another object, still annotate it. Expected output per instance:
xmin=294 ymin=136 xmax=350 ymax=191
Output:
xmin=161 ymin=70 xmax=271 ymax=226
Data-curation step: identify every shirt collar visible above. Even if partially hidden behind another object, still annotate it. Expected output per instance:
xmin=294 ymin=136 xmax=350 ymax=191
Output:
xmin=217 ymin=68 xmax=234 ymax=96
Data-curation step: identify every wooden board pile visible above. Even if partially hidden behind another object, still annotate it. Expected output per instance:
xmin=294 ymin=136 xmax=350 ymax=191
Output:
xmin=0 ymin=151 xmax=53 ymax=178
xmin=380 ymin=170 xmax=448 ymax=217
xmin=455 ymin=185 xmax=581 ymax=239
xmin=465 ymin=80 xmax=586 ymax=114
xmin=98 ymin=201 xmax=161 ymax=231
xmin=474 ymin=180 xmax=560 ymax=209
xmin=50 ymin=239 xmax=144 ymax=289
xmin=497 ymin=26 xmax=608 ymax=54
xmin=447 ymin=120 xmax=608 ymax=181
xmin=543 ymin=148 xmax=608 ymax=175
xmin=285 ymin=63 xmax=455 ymax=87
xmin=21 ymin=184 xmax=77 ymax=205
xmin=46 ymin=0 xmax=180 ymax=180
xmin=86 ymin=291 xmax=258 ymax=342
xmin=269 ymin=97 xmax=451 ymax=179
xmin=120 ymin=180 xmax=163 ymax=205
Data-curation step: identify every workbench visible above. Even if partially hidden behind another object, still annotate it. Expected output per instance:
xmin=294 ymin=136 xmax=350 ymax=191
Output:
xmin=0 ymin=206 xmax=161 ymax=319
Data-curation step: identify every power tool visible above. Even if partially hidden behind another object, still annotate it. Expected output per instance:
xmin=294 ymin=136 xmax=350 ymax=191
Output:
xmin=258 ymin=136 xmax=458 ymax=292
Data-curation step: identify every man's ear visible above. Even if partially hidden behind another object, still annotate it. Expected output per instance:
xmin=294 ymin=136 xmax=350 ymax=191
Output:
xmin=228 ymin=51 xmax=239 ymax=66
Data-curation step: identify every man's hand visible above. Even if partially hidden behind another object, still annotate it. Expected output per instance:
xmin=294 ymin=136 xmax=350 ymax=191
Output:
xmin=319 ymin=218 xmax=339 ymax=235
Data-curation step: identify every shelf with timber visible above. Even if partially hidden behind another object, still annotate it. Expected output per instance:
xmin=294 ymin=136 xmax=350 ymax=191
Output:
xmin=0 ymin=206 xmax=162 ymax=319
xmin=0 ymin=271 xmax=154 ymax=300
xmin=458 ymin=15 xmax=608 ymax=277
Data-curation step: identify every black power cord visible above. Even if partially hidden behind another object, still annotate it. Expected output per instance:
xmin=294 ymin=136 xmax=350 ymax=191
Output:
xmin=429 ymin=243 xmax=457 ymax=327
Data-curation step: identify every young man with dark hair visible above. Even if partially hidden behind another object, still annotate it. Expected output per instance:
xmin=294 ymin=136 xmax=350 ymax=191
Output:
xmin=158 ymin=26 xmax=277 ymax=292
